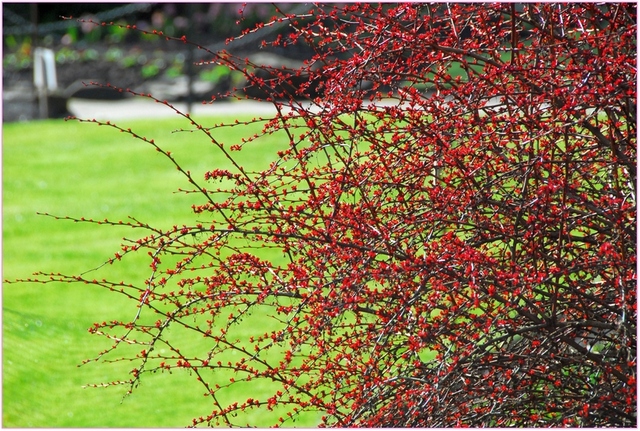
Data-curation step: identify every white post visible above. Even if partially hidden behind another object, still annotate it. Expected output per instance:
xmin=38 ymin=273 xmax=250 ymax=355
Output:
xmin=33 ymin=47 xmax=58 ymax=118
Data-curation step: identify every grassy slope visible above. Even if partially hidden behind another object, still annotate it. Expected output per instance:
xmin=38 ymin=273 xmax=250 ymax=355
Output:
xmin=3 ymin=114 xmax=320 ymax=427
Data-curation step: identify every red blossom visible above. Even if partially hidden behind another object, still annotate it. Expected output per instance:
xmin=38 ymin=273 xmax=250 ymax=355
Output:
xmin=11 ymin=2 xmax=637 ymax=428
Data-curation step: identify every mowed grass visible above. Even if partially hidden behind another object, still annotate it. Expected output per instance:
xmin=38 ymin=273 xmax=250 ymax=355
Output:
xmin=3 ymin=112 xmax=321 ymax=427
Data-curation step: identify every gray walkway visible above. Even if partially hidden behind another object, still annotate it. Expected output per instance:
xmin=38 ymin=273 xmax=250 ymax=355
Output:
xmin=65 ymin=96 xmax=426 ymax=122
xmin=62 ymin=94 xmax=515 ymax=123
xmin=67 ymin=98 xmax=292 ymax=121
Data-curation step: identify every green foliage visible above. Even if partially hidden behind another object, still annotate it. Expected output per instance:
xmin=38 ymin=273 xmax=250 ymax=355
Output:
xmin=199 ymin=65 xmax=231 ymax=83
xmin=105 ymin=20 xmax=129 ymax=44
xmin=141 ymin=62 xmax=161 ymax=79
xmin=55 ymin=46 xmax=81 ymax=64
xmin=81 ymin=48 xmax=100 ymax=62
xmin=103 ymin=46 xmax=124 ymax=63
xmin=2 ymin=37 xmax=33 ymax=70
xmin=64 ymin=26 xmax=79 ymax=45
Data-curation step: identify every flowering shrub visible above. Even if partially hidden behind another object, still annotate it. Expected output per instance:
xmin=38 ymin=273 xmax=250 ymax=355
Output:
xmin=14 ymin=3 xmax=636 ymax=427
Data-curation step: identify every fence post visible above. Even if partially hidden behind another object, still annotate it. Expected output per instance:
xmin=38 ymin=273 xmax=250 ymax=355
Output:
xmin=33 ymin=47 xmax=58 ymax=119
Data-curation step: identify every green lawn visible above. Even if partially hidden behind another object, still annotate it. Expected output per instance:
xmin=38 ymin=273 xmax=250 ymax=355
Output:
xmin=3 ymin=113 xmax=320 ymax=427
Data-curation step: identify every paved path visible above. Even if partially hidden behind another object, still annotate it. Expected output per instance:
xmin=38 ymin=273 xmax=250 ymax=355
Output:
xmin=66 ymin=97 xmax=406 ymax=121
xmin=67 ymin=97 xmax=291 ymax=121
xmin=63 ymin=94 xmax=517 ymax=122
